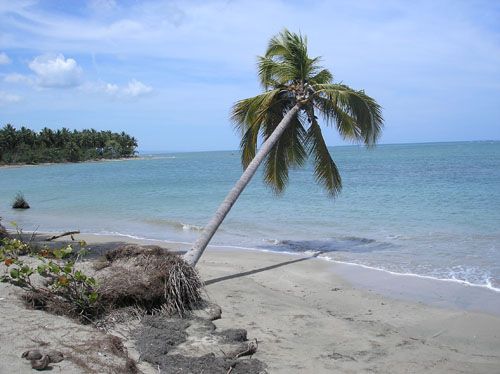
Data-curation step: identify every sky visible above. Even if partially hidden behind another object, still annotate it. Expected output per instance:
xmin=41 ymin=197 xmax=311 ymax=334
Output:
xmin=0 ymin=0 xmax=499 ymax=152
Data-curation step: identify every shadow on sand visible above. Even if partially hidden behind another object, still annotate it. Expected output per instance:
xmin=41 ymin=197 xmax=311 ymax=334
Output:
xmin=204 ymin=252 xmax=322 ymax=286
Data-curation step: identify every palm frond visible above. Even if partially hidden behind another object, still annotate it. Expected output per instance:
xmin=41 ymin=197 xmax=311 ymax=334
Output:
xmin=263 ymin=112 xmax=307 ymax=194
xmin=264 ymin=137 xmax=289 ymax=194
xmin=309 ymin=69 xmax=333 ymax=85
xmin=265 ymin=29 xmax=307 ymax=59
xmin=232 ymin=89 xmax=295 ymax=169
xmin=314 ymin=96 xmax=361 ymax=140
xmin=259 ymin=29 xmax=319 ymax=85
xmin=313 ymin=84 xmax=383 ymax=145
xmin=231 ymin=89 xmax=282 ymax=132
xmin=285 ymin=112 xmax=308 ymax=167
xmin=240 ymin=125 xmax=260 ymax=168
xmin=258 ymin=57 xmax=298 ymax=89
xmin=306 ymin=117 xmax=342 ymax=196
xmin=265 ymin=30 xmax=291 ymax=59
xmin=260 ymin=92 xmax=295 ymax=139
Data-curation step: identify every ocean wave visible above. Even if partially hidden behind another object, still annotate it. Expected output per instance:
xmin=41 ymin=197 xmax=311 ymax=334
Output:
xmin=181 ymin=223 xmax=204 ymax=232
xmin=226 ymin=241 xmax=500 ymax=293
xmin=318 ymin=255 xmax=500 ymax=293
xmin=143 ymin=218 xmax=204 ymax=232
xmin=92 ymin=231 xmax=194 ymax=246
xmin=92 ymin=231 xmax=156 ymax=241
xmin=139 ymin=155 xmax=176 ymax=159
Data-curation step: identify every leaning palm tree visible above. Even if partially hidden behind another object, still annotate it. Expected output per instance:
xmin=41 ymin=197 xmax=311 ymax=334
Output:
xmin=183 ymin=29 xmax=383 ymax=266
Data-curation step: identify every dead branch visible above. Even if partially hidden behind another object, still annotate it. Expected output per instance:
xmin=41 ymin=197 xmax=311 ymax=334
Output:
xmin=234 ymin=339 xmax=258 ymax=358
xmin=28 ymin=226 xmax=39 ymax=244
xmin=45 ymin=231 xmax=80 ymax=241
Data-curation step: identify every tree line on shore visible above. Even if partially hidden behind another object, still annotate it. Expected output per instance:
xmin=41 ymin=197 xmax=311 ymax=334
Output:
xmin=0 ymin=124 xmax=137 ymax=164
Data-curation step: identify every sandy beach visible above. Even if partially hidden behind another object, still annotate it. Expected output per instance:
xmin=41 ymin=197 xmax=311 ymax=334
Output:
xmin=1 ymin=233 xmax=499 ymax=373
xmin=200 ymin=248 xmax=500 ymax=373
xmin=0 ymin=156 xmax=148 ymax=169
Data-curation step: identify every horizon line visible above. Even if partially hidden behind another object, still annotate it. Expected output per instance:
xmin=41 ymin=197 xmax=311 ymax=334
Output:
xmin=138 ymin=139 xmax=499 ymax=154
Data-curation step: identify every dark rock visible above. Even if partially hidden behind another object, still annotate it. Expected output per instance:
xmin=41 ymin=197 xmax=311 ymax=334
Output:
xmin=31 ymin=355 xmax=50 ymax=370
xmin=22 ymin=350 xmax=42 ymax=360
xmin=135 ymin=316 xmax=189 ymax=361
xmin=216 ymin=329 xmax=248 ymax=343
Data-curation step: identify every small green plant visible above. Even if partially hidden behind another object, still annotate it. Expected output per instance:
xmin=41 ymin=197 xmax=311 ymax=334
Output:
xmin=0 ymin=237 xmax=29 ymax=259
xmin=12 ymin=192 xmax=30 ymax=209
xmin=1 ymin=237 xmax=101 ymax=321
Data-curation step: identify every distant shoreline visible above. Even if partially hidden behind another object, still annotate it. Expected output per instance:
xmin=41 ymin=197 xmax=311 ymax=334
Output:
xmin=0 ymin=155 xmax=182 ymax=169
xmin=0 ymin=156 xmax=146 ymax=169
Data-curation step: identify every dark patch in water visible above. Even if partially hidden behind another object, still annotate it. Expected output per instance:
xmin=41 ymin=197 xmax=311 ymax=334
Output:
xmin=259 ymin=236 xmax=395 ymax=254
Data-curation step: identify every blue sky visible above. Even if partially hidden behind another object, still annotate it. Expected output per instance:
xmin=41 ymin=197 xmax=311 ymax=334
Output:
xmin=0 ymin=0 xmax=499 ymax=152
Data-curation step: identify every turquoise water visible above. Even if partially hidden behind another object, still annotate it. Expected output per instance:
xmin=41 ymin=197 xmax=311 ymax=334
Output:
xmin=1 ymin=141 xmax=499 ymax=292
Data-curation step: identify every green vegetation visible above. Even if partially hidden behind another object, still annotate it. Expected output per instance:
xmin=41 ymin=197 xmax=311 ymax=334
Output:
xmin=0 ymin=237 xmax=101 ymax=322
xmin=0 ymin=124 xmax=137 ymax=165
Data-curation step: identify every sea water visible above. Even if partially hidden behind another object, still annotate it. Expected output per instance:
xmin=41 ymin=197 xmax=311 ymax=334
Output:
xmin=1 ymin=141 xmax=499 ymax=293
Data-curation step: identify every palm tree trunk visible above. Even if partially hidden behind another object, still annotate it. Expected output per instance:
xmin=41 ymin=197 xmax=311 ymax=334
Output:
xmin=183 ymin=104 xmax=301 ymax=266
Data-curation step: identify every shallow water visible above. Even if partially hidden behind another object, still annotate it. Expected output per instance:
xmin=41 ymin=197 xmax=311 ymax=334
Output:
xmin=1 ymin=141 xmax=499 ymax=292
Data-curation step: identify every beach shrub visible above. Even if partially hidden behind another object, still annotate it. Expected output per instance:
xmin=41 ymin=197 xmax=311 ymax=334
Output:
xmin=1 ymin=238 xmax=102 ymax=322
xmin=12 ymin=192 xmax=30 ymax=209
xmin=0 ymin=237 xmax=29 ymax=258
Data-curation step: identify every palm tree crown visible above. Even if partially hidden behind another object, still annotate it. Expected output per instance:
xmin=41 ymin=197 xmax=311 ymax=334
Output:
xmin=232 ymin=29 xmax=383 ymax=196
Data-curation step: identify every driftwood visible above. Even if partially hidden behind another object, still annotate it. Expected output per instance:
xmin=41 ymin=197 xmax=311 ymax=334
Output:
xmin=45 ymin=231 xmax=80 ymax=241
xmin=226 ymin=339 xmax=259 ymax=373
xmin=234 ymin=339 xmax=258 ymax=358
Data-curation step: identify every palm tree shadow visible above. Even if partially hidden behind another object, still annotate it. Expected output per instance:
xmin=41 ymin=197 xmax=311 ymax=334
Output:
xmin=204 ymin=251 xmax=323 ymax=286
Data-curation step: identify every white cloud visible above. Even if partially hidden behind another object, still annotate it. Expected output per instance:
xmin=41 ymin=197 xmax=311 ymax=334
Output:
xmin=4 ymin=73 xmax=33 ymax=84
xmin=122 ymin=79 xmax=152 ymax=97
xmin=81 ymin=79 xmax=152 ymax=99
xmin=3 ymin=0 xmax=498 ymax=88
xmin=88 ymin=0 xmax=117 ymax=13
xmin=0 ymin=52 xmax=11 ymax=64
xmin=0 ymin=91 xmax=21 ymax=105
xmin=28 ymin=54 xmax=82 ymax=88
xmin=104 ymin=82 xmax=119 ymax=94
